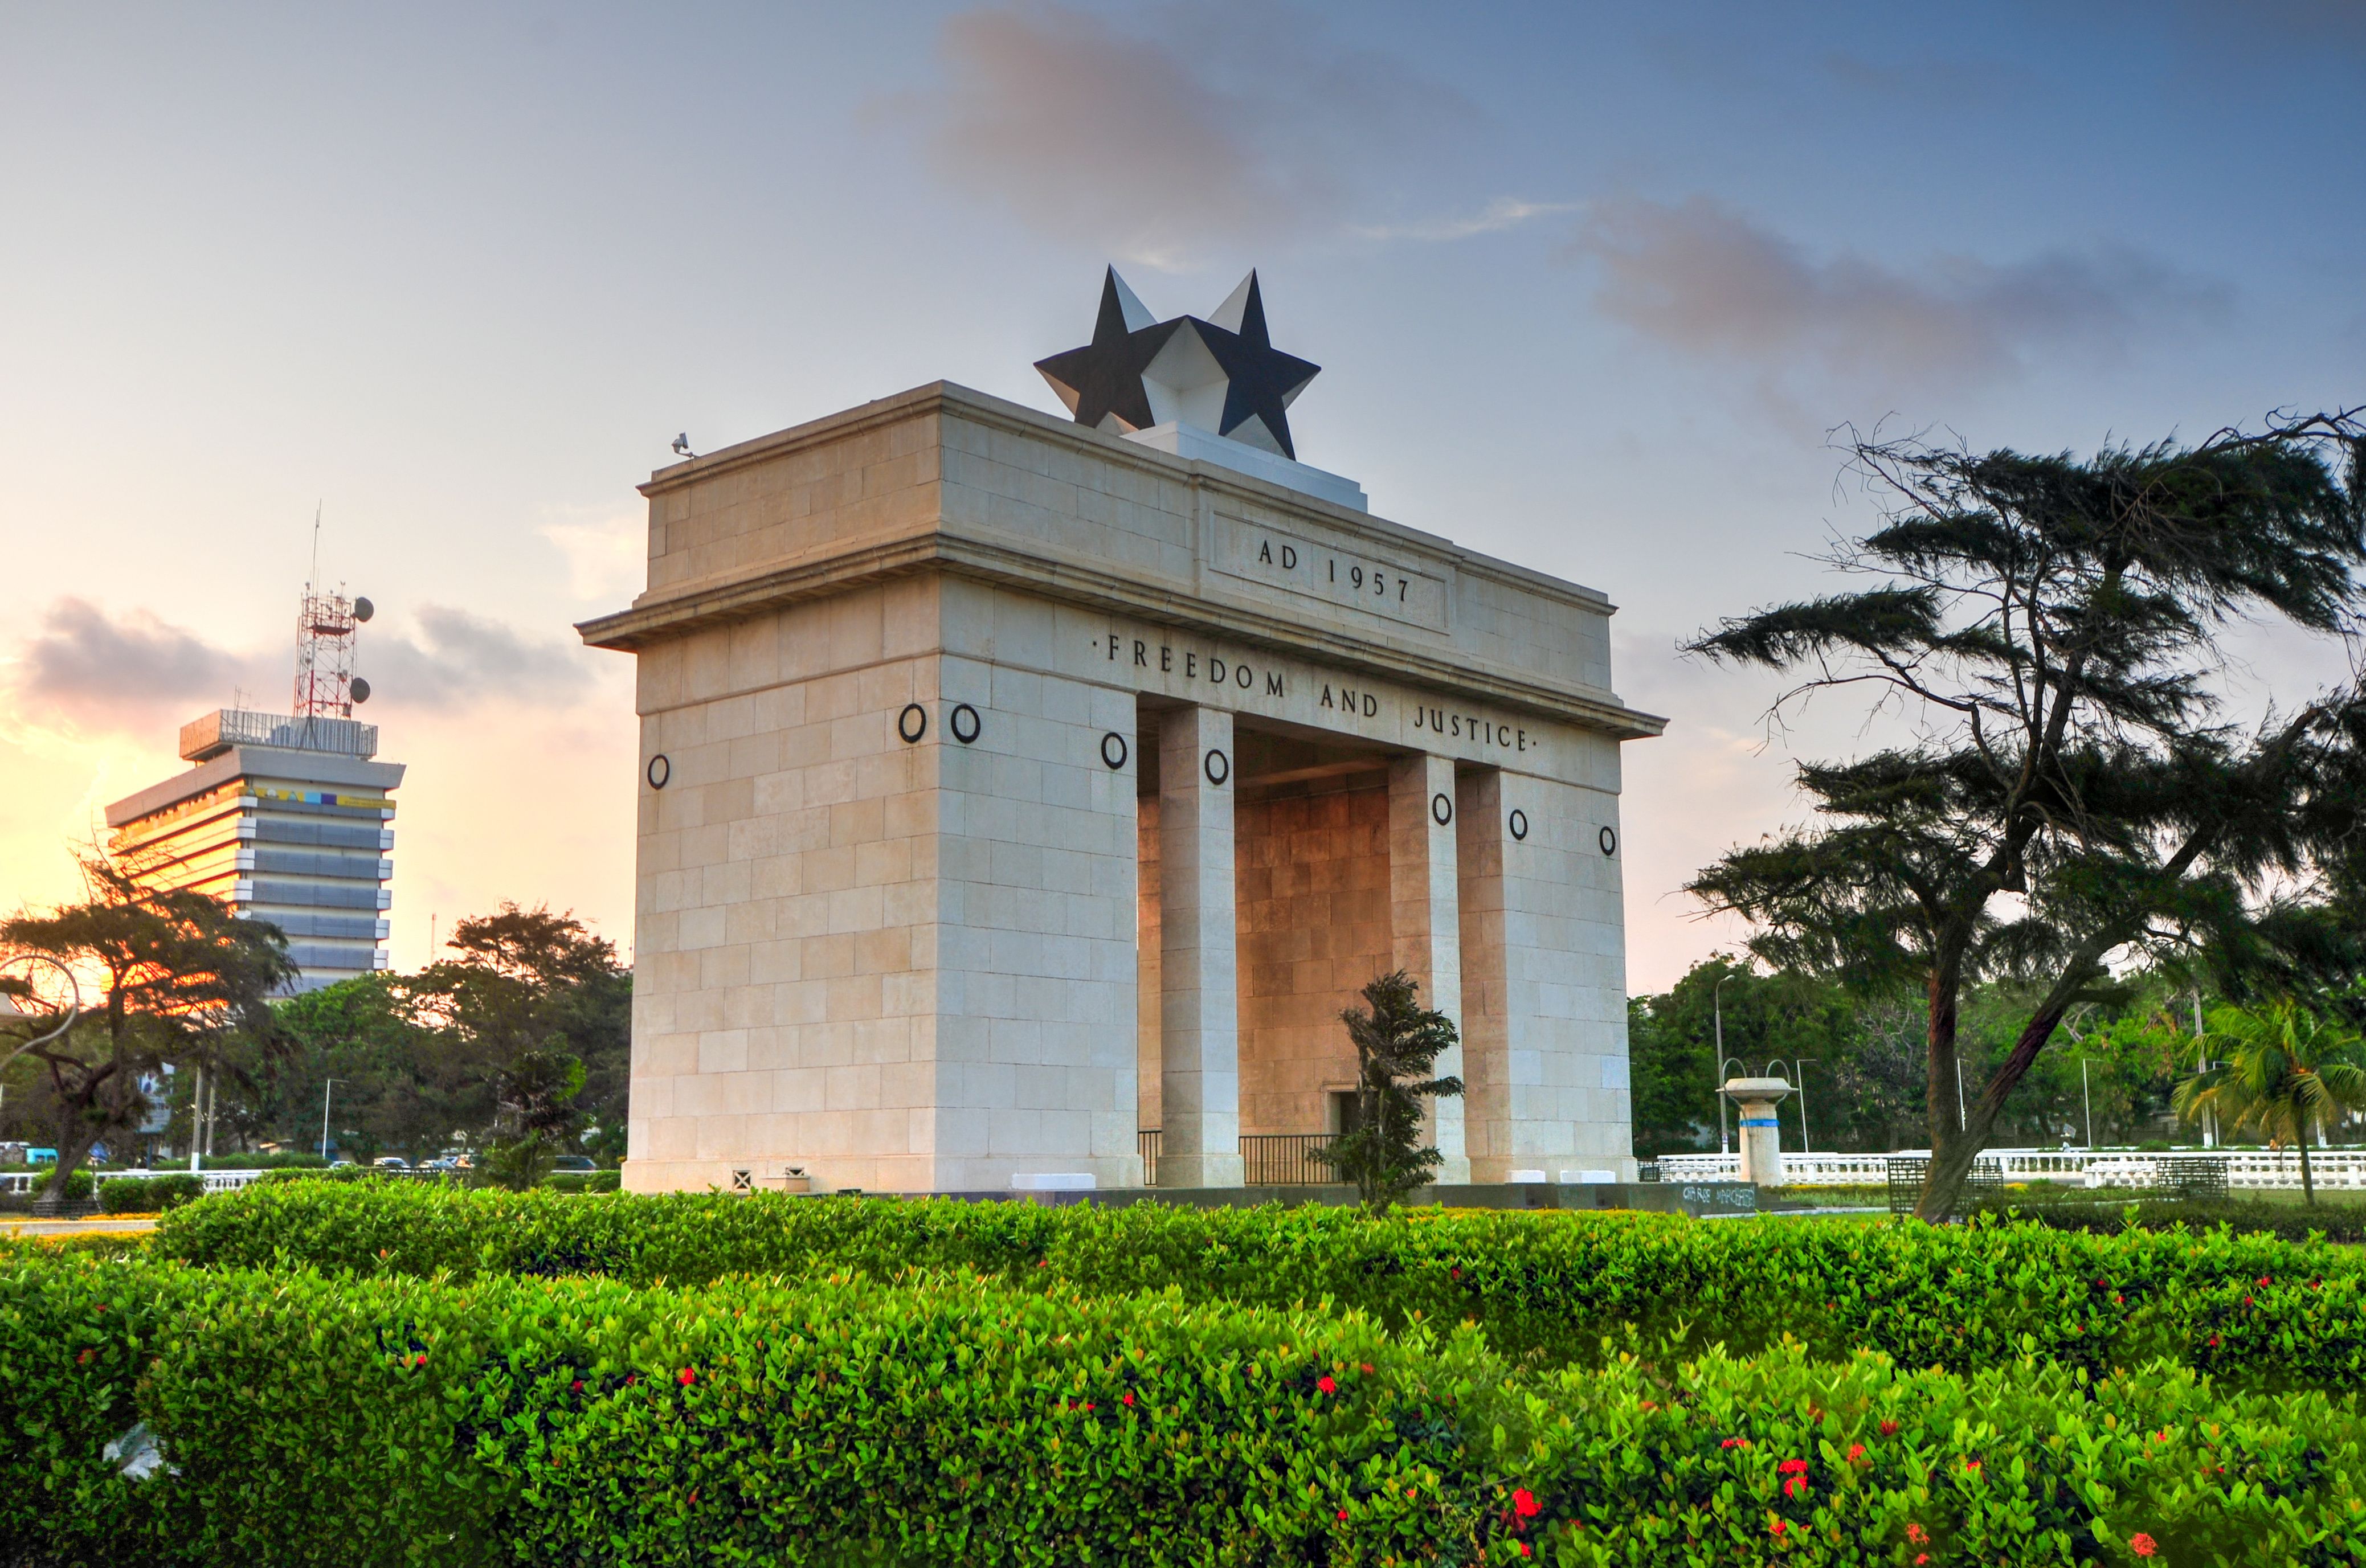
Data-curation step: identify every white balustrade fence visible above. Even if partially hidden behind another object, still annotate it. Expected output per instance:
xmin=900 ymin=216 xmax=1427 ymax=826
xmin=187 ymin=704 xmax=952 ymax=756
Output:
xmin=1656 ymin=1148 xmax=2366 ymax=1190
xmin=2 ymin=1168 xmax=275 ymax=1198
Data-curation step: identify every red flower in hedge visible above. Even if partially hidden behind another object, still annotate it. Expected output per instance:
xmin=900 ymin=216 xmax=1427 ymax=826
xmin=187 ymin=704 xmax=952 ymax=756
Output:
xmin=2257 ymin=1276 xmax=2271 ymax=1287
xmin=1336 ymin=1509 xmax=1347 ymax=1522
xmin=1317 ymin=1375 xmax=1337 ymax=1394
xmin=1846 ymin=1444 xmax=1866 ymax=1464
xmin=1906 ymin=1523 xmax=1928 ymax=1545
xmin=572 ymin=1380 xmax=584 ymax=1393
xmin=77 ymin=1348 xmax=93 ymax=1365
xmin=1914 ymin=1556 xmax=1928 ymax=1567
xmin=1519 ymin=1544 xmax=1531 ymax=1558
xmin=1778 ymin=1459 xmax=1808 ymax=1475
xmin=1879 ymin=1419 xmax=1900 ymax=1437
xmin=678 ymin=1368 xmax=697 ymax=1386
xmin=2131 ymin=1532 xmax=2158 ymax=1557
xmin=1122 ymin=1392 xmax=1135 ymax=1407
xmin=2208 ymin=1334 xmax=2221 ymax=1348
xmin=1513 ymin=1488 xmax=1540 ymax=1518
xmin=1359 ymin=1362 xmax=1374 ymax=1375
xmin=1769 ymin=1520 xmax=1787 ymax=1537
xmin=1783 ymin=1476 xmax=1806 ymax=1499
xmin=413 ymin=1353 xmax=427 ymax=1368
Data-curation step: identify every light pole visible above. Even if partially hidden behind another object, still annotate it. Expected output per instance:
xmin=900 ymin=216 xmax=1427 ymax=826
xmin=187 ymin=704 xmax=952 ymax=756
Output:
xmin=1784 ymin=1058 xmax=1819 ymax=1155
xmin=1713 ymin=972 xmax=1738 ymax=1155
xmin=2081 ymin=1058 xmax=2094 ymax=1149
xmin=320 ymin=1078 xmax=342 ymax=1161
xmin=2192 ymin=990 xmax=2213 ymax=1149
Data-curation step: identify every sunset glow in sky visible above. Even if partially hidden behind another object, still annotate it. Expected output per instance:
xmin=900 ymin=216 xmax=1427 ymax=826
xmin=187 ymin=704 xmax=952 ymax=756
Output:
xmin=3 ymin=2 xmax=2360 ymax=992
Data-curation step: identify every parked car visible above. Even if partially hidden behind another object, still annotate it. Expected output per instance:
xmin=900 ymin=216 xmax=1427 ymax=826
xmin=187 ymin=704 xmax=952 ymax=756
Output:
xmin=419 ymin=1157 xmax=459 ymax=1172
xmin=550 ymin=1155 xmax=598 ymax=1173
xmin=373 ymin=1156 xmax=410 ymax=1170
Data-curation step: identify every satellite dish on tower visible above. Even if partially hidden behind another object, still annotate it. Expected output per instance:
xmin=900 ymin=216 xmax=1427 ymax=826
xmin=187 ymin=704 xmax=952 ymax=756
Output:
xmin=350 ymin=677 xmax=372 ymax=704
xmin=353 ymin=596 xmax=375 ymax=623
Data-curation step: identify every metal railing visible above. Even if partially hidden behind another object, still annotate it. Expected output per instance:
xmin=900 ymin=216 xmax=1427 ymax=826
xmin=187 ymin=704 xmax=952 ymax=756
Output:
xmin=1240 ymin=1133 xmax=1341 ymax=1186
xmin=1133 ymin=1132 xmax=1346 ymax=1186
xmin=1657 ymin=1147 xmax=2366 ymax=1191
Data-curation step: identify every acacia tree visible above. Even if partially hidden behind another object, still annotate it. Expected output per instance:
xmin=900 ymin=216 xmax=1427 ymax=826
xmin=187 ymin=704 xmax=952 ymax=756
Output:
xmin=1 ymin=851 xmax=292 ymax=1209
xmin=1687 ymin=409 xmax=2366 ymax=1221
xmin=1314 ymin=971 xmax=1462 ymax=1210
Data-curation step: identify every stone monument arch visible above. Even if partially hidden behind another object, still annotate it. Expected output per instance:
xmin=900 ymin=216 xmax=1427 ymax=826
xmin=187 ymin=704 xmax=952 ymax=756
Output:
xmin=579 ymin=269 xmax=1666 ymax=1193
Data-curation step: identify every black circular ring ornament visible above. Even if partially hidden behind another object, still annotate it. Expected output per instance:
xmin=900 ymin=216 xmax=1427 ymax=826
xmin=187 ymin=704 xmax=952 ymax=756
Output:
xmin=646 ymin=754 xmax=671 ymax=790
xmin=897 ymin=703 xmax=927 ymax=744
xmin=1431 ymin=792 xmax=1453 ymax=826
xmin=1599 ymin=825 xmax=1619 ymax=857
xmin=1203 ymin=748 xmax=1229 ymax=786
xmin=950 ymin=703 xmax=982 ymax=744
xmin=1508 ymin=808 xmax=1529 ymax=841
xmin=1101 ymin=731 xmax=1129 ymax=771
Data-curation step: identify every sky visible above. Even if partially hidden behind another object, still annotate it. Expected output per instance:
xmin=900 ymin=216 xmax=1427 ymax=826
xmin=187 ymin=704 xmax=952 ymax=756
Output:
xmin=2 ymin=1 xmax=2360 ymax=993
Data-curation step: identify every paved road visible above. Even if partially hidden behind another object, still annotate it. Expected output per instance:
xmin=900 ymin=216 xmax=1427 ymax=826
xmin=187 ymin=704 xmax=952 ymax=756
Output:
xmin=1 ymin=1215 xmax=158 ymax=1238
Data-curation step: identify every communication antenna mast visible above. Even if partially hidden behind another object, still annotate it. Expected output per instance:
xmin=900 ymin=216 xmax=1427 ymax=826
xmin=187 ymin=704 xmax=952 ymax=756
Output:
xmin=291 ymin=509 xmax=376 ymax=724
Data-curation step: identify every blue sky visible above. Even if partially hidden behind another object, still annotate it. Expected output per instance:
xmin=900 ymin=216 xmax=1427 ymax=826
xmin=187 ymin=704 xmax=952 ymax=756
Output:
xmin=3 ymin=1 xmax=2360 ymax=988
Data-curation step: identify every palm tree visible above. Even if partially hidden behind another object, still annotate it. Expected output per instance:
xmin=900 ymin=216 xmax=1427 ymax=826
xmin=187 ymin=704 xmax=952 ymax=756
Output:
xmin=2173 ymin=1000 xmax=2366 ymax=1205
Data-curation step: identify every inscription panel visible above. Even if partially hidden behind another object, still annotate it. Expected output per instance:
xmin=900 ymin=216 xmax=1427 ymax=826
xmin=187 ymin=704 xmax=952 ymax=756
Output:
xmin=1209 ymin=514 xmax=1450 ymax=634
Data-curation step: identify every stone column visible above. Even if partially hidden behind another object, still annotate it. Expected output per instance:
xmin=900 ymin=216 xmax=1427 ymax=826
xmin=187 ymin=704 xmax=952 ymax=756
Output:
xmin=1158 ymin=705 xmax=1244 ymax=1188
xmin=1390 ymin=752 xmax=1469 ymax=1183
xmin=1454 ymin=767 xmax=1512 ymax=1183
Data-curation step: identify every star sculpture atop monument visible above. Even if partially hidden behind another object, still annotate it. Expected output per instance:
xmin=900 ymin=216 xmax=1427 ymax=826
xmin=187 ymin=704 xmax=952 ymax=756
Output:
xmin=1035 ymin=267 xmax=1322 ymax=461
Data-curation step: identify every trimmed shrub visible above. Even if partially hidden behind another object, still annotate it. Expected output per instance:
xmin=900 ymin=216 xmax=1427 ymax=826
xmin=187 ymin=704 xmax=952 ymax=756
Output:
xmin=1978 ymin=1193 xmax=2366 ymax=1245
xmin=27 ymin=1167 xmax=94 ymax=1202
xmin=154 ymin=1184 xmax=2366 ymax=1389
xmin=542 ymin=1169 xmax=621 ymax=1194
xmin=96 ymin=1173 xmax=207 ymax=1215
xmin=4 ymin=1250 xmax=2362 ymax=1567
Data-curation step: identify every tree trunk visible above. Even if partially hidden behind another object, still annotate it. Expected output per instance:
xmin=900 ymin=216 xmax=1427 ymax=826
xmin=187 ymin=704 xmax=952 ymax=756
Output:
xmin=2299 ymin=1117 xmax=2316 ymax=1207
xmin=30 ymin=1132 xmax=95 ymax=1217
xmin=1915 ymin=968 xmax=1966 ymax=1223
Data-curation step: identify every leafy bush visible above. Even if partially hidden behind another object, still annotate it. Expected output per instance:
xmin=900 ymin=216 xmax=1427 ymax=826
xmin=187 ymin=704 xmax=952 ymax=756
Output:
xmin=27 ymin=1167 xmax=93 ymax=1201
xmin=96 ymin=1173 xmax=207 ymax=1214
xmin=542 ymin=1169 xmax=620 ymax=1194
xmin=155 ymin=1184 xmax=2366 ymax=1388
xmin=1976 ymin=1193 xmax=2366 ymax=1245
xmin=5 ymin=1248 xmax=2361 ymax=1567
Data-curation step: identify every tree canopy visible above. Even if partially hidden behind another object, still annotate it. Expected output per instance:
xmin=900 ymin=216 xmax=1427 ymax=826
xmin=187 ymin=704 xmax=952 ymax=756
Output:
xmin=1686 ymin=408 xmax=2366 ymax=1218
xmin=0 ymin=851 xmax=293 ymax=1204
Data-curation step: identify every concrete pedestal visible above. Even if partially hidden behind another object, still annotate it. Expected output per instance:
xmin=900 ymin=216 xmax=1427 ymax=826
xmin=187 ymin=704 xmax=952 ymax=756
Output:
xmin=1722 ymin=1076 xmax=1792 ymax=1188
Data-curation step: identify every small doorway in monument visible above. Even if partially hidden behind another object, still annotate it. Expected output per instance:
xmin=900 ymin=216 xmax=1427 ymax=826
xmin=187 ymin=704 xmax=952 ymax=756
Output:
xmin=1135 ymin=705 xmax=1400 ymax=1147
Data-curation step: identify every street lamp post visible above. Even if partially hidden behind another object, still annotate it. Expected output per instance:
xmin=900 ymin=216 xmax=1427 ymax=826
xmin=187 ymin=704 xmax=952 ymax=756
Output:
xmin=320 ymin=1078 xmax=342 ymax=1162
xmin=1713 ymin=972 xmax=1738 ymax=1156
xmin=2081 ymin=1058 xmax=2094 ymax=1149
xmin=1787 ymin=1058 xmax=1819 ymax=1155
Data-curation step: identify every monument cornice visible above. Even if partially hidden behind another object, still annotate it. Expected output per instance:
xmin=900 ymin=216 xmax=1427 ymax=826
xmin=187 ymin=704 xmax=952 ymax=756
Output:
xmin=634 ymin=383 xmax=1624 ymax=615
xmin=581 ymin=383 xmax=1666 ymax=740
xmin=577 ymin=526 xmax=1664 ymax=739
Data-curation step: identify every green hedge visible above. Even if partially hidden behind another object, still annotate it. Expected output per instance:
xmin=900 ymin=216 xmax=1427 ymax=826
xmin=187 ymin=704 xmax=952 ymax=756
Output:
xmin=5 ymin=1248 xmax=2361 ymax=1567
xmin=1977 ymin=1194 xmax=2366 ymax=1246
xmin=154 ymin=1185 xmax=2366 ymax=1389
xmin=96 ymin=1173 xmax=207 ymax=1215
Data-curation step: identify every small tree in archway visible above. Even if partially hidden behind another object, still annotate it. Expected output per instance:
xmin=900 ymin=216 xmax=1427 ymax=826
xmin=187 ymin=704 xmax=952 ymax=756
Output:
xmin=1315 ymin=971 xmax=1463 ymax=1211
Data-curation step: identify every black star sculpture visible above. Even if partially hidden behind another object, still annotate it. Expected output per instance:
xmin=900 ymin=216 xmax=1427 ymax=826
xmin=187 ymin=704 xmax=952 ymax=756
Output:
xmin=1035 ymin=267 xmax=1321 ymax=461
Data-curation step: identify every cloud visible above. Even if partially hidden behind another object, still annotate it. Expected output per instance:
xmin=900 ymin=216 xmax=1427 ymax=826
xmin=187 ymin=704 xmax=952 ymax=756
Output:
xmin=363 ymin=605 xmax=594 ymax=710
xmin=9 ymin=599 xmax=247 ymax=724
xmin=1564 ymin=194 xmax=2226 ymax=392
xmin=898 ymin=2 xmax=1471 ymax=268
xmin=540 ymin=508 xmax=645 ymax=603
xmin=1351 ymin=198 xmax=1578 ymax=244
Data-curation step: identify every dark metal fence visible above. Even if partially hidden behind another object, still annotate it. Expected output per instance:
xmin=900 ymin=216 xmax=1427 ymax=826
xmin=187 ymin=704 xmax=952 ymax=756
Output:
xmin=1240 ymin=1133 xmax=1341 ymax=1186
xmin=2158 ymin=1156 xmax=2229 ymax=1200
xmin=1885 ymin=1156 xmax=2004 ymax=1218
